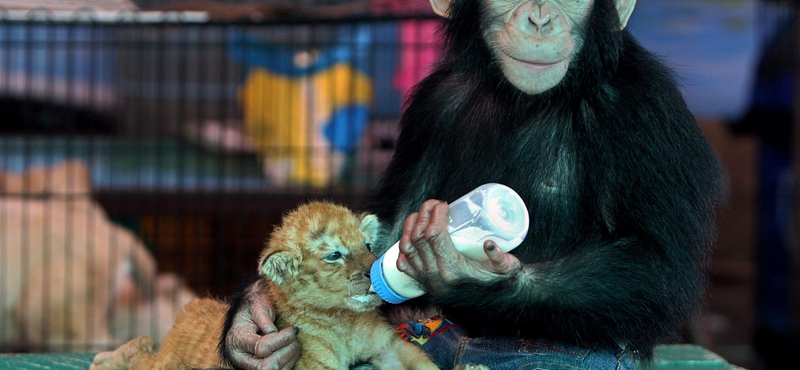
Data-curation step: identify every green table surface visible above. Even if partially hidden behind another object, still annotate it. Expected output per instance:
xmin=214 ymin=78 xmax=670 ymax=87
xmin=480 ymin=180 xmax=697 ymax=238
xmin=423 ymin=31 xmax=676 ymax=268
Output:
xmin=0 ymin=344 xmax=744 ymax=370
xmin=0 ymin=352 xmax=96 ymax=370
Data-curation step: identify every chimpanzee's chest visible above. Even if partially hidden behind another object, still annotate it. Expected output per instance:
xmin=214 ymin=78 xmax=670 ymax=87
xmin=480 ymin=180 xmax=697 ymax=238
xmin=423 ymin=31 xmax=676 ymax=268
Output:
xmin=440 ymin=118 xmax=580 ymax=200
xmin=433 ymin=124 xmax=586 ymax=260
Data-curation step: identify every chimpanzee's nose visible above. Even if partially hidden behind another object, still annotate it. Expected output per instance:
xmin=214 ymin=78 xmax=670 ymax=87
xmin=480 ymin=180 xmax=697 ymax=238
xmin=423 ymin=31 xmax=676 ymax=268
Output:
xmin=528 ymin=6 xmax=553 ymax=32
xmin=513 ymin=1 xmax=564 ymax=37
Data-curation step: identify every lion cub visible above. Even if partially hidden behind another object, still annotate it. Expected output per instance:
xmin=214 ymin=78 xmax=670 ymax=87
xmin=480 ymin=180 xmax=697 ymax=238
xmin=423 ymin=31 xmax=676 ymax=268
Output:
xmin=91 ymin=201 xmax=478 ymax=370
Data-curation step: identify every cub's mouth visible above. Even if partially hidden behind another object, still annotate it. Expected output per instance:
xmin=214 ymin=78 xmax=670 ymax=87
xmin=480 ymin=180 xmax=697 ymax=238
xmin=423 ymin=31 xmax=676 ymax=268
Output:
xmin=346 ymin=291 xmax=380 ymax=310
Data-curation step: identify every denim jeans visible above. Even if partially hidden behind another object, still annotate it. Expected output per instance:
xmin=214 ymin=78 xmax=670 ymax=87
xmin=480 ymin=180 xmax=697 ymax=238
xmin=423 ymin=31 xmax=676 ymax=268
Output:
xmin=396 ymin=316 xmax=636 ymax=370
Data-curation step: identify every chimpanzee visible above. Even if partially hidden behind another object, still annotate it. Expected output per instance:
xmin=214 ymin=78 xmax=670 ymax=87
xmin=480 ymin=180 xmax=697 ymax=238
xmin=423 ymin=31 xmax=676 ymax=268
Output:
xmin=221 ymin=0 xmax=725 ymax=369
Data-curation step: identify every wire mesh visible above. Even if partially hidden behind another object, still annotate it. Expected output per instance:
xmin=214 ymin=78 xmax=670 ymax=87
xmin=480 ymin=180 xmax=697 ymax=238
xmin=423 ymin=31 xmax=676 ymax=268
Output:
xmin=0 ymin=9 xmax=442 ymax=352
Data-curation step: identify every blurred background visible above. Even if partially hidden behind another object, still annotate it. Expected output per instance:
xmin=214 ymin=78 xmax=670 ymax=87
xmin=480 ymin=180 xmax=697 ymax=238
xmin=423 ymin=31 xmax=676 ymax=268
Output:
xmin=0 ymin=0 xmax=795 ymax=369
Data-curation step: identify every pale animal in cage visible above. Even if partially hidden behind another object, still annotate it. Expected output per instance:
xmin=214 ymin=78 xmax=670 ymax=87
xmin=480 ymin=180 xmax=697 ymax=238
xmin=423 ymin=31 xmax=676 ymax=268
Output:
xmin=0 ymin=160 xmax=195 ymax=352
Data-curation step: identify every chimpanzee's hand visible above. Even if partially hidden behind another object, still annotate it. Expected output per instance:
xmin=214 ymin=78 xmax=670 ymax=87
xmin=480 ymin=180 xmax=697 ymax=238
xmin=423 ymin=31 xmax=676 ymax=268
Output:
xmin=224 ymin=280 xmax=300 ymax=370
xmin=395 ymin=199 xmax=522 ymax=296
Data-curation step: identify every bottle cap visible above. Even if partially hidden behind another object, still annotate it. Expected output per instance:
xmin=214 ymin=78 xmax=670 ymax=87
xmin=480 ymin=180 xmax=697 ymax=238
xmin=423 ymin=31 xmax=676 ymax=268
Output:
xmin=369 ymin=254 xmax=411 ymax=304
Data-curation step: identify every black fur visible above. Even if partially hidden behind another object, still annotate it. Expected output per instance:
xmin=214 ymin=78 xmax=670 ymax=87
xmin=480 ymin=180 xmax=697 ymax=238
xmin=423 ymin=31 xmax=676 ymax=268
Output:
xmin=366 ymin=0 xmax=725 ymax=358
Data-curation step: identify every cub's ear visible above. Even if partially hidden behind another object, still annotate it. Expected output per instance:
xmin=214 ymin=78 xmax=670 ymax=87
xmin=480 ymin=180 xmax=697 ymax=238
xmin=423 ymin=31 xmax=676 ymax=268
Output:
xmin=359 ymin=214 xmax=382 ymax=250
xmin=258 ymin=251 xmax=299 ymax=285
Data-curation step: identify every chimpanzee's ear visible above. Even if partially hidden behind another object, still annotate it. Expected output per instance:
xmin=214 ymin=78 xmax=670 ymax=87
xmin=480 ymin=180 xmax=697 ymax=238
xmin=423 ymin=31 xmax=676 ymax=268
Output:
xmin=429 ymin=0 xmax=453 ymax=18
xmin=615 ymin=0 xmax=636 ymax=29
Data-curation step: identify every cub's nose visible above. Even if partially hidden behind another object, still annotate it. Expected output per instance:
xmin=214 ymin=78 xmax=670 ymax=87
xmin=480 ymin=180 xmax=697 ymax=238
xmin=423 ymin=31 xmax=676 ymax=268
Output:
xmin=350 ymin=271 xmax=371 ymax=280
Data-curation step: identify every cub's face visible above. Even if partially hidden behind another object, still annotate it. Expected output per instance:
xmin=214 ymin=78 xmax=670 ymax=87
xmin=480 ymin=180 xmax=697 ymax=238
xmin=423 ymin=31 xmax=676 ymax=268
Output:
xmin=258 ymin=201 xmax=383 ymax=312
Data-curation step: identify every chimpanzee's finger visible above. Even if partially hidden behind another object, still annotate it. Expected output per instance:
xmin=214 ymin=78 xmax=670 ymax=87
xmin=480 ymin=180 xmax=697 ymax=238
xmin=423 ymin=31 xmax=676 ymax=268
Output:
xmin=483 ymin=240 xmax=522 ymax=275
xmin=422 ymin=202 xmax=451 ymax=249
xmin=410 ymin=200 xmax=440 ymax=243
xmin=248 ymin=293 xmax=276 ymax=336
xmin=252 ymin=326 xmax=299 ymax=359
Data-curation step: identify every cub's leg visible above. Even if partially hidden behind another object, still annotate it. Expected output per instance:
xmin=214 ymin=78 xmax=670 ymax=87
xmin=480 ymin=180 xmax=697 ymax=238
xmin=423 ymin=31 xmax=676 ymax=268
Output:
xmin=294 ymin=340 xmax=350 ymax=370
xmin=370 ymin=336 xmax=439 ymax=370
xmin=91 ymin=298 xmax=227 ymax=370
xmin=367 ymin=331 xmax=490 ymax=370
xmin=295 ymin=355 xmax=345 ymax=370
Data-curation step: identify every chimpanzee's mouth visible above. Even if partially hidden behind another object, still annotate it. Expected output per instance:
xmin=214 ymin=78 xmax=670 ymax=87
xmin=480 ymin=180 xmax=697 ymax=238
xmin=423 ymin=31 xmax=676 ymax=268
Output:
xmin=499 ymin=48 xmax=568 ymax=70
xmin=504 ymin=52 xmax=566 ymax=69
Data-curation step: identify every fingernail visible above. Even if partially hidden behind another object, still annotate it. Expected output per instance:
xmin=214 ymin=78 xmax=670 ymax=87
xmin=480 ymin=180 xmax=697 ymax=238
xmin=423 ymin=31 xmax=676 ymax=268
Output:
xmin=293 ymin=327 xmax=300 ymax=335
xmin=486 ymin=241 xmax=496 ymax=251
xmin=266 ymin=328 xmax=277 ymax=334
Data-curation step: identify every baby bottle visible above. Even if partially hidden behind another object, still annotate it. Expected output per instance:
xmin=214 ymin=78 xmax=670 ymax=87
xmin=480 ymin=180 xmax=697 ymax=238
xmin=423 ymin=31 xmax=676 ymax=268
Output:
xmin=369 ymin=183 xmax=529 ymax=304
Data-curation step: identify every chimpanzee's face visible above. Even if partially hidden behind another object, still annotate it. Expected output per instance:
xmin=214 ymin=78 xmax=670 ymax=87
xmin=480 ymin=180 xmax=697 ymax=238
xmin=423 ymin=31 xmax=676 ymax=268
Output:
xmin=430 ymin=0 xmax=636 ymax=95
xmin=482 ymin=0 xmax=593 ymax=94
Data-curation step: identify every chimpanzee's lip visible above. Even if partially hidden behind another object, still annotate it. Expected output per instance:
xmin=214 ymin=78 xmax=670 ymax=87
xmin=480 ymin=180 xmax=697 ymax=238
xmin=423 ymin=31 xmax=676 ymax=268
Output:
xmin=501 ymin=49 xmax=567 ymax=69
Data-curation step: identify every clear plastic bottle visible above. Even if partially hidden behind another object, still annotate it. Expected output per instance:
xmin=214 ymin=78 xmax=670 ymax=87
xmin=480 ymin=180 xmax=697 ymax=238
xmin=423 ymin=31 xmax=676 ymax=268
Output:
xmin=369 ymin=183 xmax=530 ymax=304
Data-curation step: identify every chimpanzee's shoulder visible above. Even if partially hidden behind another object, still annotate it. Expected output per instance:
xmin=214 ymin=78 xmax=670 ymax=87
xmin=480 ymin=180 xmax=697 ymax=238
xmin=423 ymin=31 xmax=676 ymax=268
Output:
xmin=408 ymin=67 xmax=477 ymax=114
xmin=418 ymin=67 xmax=476 ymax=94
xmin=615 ymin=34 xmax=682 ymax=92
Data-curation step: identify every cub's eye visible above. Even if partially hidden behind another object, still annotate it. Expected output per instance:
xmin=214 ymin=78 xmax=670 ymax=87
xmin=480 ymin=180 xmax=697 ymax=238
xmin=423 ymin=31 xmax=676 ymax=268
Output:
xmin=324 ymin=251 xmax=343 ymax=262
xmin=365 ymin=243 xmax=372 ymax=252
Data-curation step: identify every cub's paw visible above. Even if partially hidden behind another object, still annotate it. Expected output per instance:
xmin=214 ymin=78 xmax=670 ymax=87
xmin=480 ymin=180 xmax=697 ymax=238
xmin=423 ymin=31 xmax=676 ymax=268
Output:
xmin=90 ymin=351 xmax=119 ymax=370
xmin=452 ymin=365 xmax=490 ymax=370
xmin=90 ymin=335 xmax=155 ymax=370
